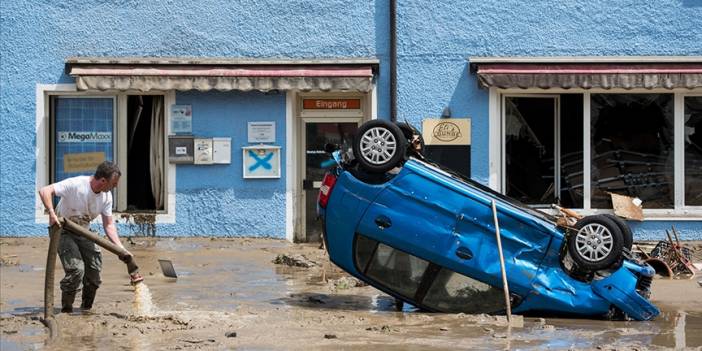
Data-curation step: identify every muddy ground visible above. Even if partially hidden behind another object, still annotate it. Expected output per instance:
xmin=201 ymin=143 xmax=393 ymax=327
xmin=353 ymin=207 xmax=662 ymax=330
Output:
xmin=1 ymin=237 xmax=701 ymax=350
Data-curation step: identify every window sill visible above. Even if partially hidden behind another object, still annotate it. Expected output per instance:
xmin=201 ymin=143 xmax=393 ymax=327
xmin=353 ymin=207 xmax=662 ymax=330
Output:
xmin=538 ymin=208 xmax=702 ymax=221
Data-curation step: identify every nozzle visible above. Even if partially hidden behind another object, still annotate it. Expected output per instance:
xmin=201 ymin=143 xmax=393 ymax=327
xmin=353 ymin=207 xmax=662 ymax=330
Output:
xmin=130 ymin=272 xmax=144 ymax=285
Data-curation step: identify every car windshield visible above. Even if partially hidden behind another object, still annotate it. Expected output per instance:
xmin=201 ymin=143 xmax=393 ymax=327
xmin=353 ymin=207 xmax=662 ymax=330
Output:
xmin=412 ymin=158 xmax=558 ymax=224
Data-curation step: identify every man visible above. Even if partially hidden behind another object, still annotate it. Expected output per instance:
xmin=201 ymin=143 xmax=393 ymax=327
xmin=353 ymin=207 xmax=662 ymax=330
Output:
xmin=39 ymin=161 xmax=134 ymax=313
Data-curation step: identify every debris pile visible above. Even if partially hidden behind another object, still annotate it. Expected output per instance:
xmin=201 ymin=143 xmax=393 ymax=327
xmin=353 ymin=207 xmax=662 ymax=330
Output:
xmin=272 ymin=254 xmax=318 ymax=268
xmin=637 ymin=227 xmax=699 ymax=279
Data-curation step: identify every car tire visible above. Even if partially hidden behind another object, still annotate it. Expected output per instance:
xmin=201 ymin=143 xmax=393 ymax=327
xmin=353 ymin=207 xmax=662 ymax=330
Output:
xmin=567 ymin=215 xmax=625 ymax=272
xmin=353 ymin=120 xmax=407 ymax=173
xmin=602 ymin=214 xmax=633 ymax=251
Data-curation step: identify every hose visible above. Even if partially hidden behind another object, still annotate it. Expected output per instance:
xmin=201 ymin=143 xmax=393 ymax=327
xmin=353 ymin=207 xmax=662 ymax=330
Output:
xmin=60 ymin=218 xmax=139 ymax=274
xmin=40 ymin=224 xmax=61 ymax=339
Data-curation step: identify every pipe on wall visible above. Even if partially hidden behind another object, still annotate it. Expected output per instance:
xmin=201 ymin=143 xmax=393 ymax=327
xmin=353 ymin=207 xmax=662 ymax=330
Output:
xmin=390 ymin=0 xmax=397 ymax=122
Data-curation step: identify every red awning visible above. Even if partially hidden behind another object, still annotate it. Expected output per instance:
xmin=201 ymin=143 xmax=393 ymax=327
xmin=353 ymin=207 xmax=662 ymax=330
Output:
xmin=66 ymin=57 xmax=377 ymax=92
xmin=470 ymin=57 xmax=702 ymax=90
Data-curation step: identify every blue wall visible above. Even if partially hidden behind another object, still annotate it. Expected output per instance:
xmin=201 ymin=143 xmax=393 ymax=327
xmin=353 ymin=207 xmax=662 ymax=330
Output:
xmin=158 ymin=91 xmax=286 ymax=237
xmin=1 ymin=0 xmax=702 ymax=238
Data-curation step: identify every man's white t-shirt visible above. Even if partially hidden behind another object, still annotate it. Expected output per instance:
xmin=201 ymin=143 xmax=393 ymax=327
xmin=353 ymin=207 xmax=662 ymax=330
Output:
xmin=54 ymin=176 xmax=112 ymax=227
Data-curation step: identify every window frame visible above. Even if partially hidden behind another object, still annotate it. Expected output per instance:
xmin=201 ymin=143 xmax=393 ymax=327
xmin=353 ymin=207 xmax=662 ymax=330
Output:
xmin=35 ymin=84 xmax=176 ymax=224
xmin=490 ymin=87 xmax=702 ymax=219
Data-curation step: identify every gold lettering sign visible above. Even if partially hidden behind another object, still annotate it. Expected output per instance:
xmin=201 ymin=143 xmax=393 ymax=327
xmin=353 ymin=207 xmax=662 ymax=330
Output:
xmin=422 ymin=118 xmax=471 ymax=146
xmin=63 ymin=152 xmax=105 ymax=173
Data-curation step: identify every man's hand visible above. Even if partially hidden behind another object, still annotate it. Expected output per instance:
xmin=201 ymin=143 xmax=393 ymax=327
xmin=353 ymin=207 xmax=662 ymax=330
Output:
xmin=119 ymin=251 xmax=134 ymax=264
xmin=49 ymin=212 xmax=61 ymax=228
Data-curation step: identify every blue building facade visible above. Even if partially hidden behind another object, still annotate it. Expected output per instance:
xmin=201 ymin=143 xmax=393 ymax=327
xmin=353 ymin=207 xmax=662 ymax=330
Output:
xmin=1 ymin=0 xmax=701 ymax=239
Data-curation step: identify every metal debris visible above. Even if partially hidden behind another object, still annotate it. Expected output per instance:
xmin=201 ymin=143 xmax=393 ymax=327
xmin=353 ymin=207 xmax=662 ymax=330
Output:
xmin=647 ymin=227 xmax=697 ymax=279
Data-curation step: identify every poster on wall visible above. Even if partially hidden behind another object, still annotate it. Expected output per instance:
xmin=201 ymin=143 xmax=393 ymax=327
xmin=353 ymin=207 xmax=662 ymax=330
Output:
xmin=242 ymin=145 xmax=281 ymax=178
xmin=247 ymin=121 xmax=275 ymax=143
xmin=171 ymin=105 xmax=192 ymax=134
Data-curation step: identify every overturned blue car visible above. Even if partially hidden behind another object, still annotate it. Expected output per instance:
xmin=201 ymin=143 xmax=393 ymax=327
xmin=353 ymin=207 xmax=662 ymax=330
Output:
xmin=317 ymin=120 xmax=659 ymax=321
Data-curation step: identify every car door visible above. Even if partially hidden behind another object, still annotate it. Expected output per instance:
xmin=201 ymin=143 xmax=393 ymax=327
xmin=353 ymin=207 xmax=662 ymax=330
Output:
xmin=451 ymin=190 xmax=554 ymax=295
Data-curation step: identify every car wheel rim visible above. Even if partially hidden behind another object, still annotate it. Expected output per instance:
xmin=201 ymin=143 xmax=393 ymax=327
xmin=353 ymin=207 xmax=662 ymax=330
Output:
xmin=574 ymin=223 xmax=614 ymax=262
xmin=359 ymin=127 xmax=397 ymax=165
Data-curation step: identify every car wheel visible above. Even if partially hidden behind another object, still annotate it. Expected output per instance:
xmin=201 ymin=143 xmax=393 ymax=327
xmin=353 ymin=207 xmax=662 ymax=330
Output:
xmin=601 ymin=214 xmax=633 ymax=251
xmin=567 ymin=215 xmax=624 ymax=271
xmin=353 ymin=120 xmax=407 ymax=173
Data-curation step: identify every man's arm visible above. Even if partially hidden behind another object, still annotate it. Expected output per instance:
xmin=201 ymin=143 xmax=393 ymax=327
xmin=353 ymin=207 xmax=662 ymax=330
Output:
xmin=38 ymin=185 xmax=60 ymax=227
xmin=102 ymin=214 xmax=125 ymax=250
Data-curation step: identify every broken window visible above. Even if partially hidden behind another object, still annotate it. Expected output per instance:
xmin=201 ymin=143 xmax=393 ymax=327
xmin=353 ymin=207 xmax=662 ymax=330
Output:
xmin=126 ymin=96 xmax=165 ymax=211
xmin=685 ymin=96 xmax=702 ymax=206
xmin=591 ymin=94 xmax=674 ymax=209
xmin=505 ymin=97 xmax=556 ymax=205
xmin=50 ymin=94 xmax=165 ymax=212
xmin=504 ymin=95 xmax=583 ymax=208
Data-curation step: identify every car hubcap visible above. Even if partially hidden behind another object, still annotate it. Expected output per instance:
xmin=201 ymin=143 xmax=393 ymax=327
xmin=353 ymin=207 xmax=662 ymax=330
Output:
xmin=574 ymin=223 xmax=614 ymax=262
xmin=359 ymin=127 xmax=397 ymax=165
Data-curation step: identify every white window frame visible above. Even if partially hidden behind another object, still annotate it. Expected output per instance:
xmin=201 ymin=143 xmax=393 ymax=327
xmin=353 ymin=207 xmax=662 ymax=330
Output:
xmin=35 ymin=84 xmax=176 ymax=224
xmin=489 ymin=87 xmax=702 ymax=220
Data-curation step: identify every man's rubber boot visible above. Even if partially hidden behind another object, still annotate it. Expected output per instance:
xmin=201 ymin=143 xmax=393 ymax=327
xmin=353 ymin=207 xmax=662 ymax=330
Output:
xmin=81 ymin=286 xmax=97 ymax=311
xmin=61 ymin=291 xmax=76 ymax=313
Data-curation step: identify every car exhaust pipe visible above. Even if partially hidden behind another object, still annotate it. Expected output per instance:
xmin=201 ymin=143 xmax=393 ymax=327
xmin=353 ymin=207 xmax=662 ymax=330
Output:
xmin=60 ymin=217 xmax=141 ymax=277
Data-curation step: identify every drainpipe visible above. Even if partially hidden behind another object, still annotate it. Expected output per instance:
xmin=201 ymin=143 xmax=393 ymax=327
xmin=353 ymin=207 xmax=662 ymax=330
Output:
xmin=390 ymin=0 xmax=397 ymax=122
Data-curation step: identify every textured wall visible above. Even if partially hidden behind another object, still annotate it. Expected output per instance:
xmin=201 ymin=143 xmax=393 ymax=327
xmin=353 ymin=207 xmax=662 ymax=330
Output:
xmin=391 ymin=0 xmax=702 ymax=240
xmin=2 ymin=0 xmax=702 ymax=238
xmin=156 ymin=91 xmax=287 ymax=237
xmin=0 ymin=0 xmax=384 ymax=236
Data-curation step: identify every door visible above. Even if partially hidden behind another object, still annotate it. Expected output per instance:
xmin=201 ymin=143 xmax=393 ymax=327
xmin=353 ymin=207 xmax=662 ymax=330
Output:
xmin=303 ymin=121 xmax=359 ymax=242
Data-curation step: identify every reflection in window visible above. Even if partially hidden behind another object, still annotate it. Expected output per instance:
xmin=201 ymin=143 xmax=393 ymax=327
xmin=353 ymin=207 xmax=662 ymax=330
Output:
xmin=355 ymin=234 xmax=376 ymax=272
xmin=685 ymin=97 xmax=702 ymax=206
xmin=591 ymin=94 xmax=674 ymax=209
xmin=422 ymin=268 xmax=504 ymax=313
xmin=365 ymin=243 xmax=428 ymax=299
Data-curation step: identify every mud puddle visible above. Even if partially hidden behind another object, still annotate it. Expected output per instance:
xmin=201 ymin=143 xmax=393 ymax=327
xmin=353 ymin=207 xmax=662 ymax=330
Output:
xmin=1 ymin=237 xmax=701 ymax=350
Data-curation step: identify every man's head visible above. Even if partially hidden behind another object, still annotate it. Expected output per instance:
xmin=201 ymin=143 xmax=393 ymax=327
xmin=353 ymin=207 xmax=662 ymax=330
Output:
xmin=93 ymin=161 xmax=121 ymax=193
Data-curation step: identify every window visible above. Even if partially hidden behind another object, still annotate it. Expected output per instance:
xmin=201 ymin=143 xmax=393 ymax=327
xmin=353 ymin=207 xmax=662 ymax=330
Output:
xmin=500 ymin=92 xmax=702 ymax=215
xmin=685 ymin=97 xmax=702 ymax=206
xmin=50 ymin=94 xmax=165 ymax=212
xmin=422 ymin=268 xmax=504 ymax=313
xmin=504 ymin=95 xmax=583 ymax=208
xmin=354 ymin=235 xmax=507 ymax=313
xmin=591 ymin=94 xmax=673 ymax=209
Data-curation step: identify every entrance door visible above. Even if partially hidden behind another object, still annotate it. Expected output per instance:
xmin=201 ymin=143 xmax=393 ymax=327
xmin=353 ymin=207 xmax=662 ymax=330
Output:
xmin=303 ymin=121 xmax=359 ymax=242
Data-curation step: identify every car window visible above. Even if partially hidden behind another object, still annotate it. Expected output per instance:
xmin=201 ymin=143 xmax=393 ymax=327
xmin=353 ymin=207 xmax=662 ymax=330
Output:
xmin=362 ymin=242 xmax=429 ymax=299
xmin=422 ymin=268 xmax=505 ymax=313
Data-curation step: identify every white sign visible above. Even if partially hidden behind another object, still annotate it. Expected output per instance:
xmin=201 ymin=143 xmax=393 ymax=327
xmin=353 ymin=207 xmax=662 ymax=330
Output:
xmin=247 ymin=121 xmax=275 ymax=143
xmin=171 ymin=105 xmax=192 ymax=134
xmin=58 ymin=131 xmax=112 ymax=143
xmin=422 ymin=118 xmax=471 ymax=146
xmin=175 ymin=146 xmax=187 ymax=155
xmin=243 ymin=145 xmax=281 ymax=178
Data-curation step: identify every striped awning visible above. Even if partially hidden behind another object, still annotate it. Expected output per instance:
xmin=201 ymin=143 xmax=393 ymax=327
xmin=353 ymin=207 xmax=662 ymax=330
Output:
xmin=66 ymin=57 xmax=377 ymax=92
xmin=469 ymin=57 xmax=702 ymax=90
